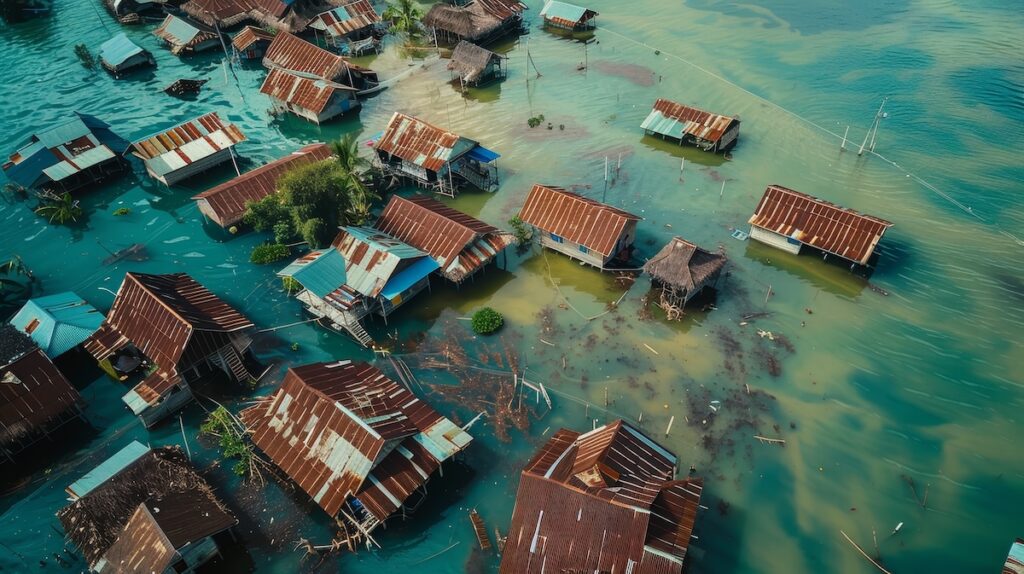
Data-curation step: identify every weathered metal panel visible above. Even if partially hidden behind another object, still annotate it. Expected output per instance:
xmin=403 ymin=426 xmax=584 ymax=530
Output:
xmin=9 ymin=292 xmax=104 ymax=358
xmin=130 ymin=113 xmax=245 ymax=181
xmin=259 ymin=68 xmax=356 ymax=116
xmin=540 ymin=0 xmax=595 ymax=27
xmin=642 ymin=99 xmax=738 ymax=145
xmin=374 ymin=112 xmax=470 ymax=172
xmin=231 ymin=25 xmax=275 ymax=52
xmin=311 ymin=0 xmax=379 ymax=37
xmin=0 ymin=341 xmax=82 ymax=452
xmin=263 ymin=31 xmax=362 ymax=82
xmin=518 ymin=184 xmax=641 ymax=258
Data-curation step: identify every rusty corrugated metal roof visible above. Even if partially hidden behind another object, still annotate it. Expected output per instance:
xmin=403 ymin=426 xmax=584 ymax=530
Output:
xmin=641 ymin=98 xmax=738 ymax=144
xmin=518 ymin=184 xmax=641 ymax=257
xmin=374 ymin=112 xmax=469 ymax=172
xmin=263 ymin=31 xmax=366 ymax=82
xmin=231 ymin=25 xmax=275 ymax=51
xmin=0 ymin=334 xmax=82 ymax=451
xmin=259 ymin=68 xmax=356 ymax=114
xmin=310 ymin=0 xmax=379 ymax=37
xmin=192 ymin=143 xmax=332 ymax=228
xmin=129 ymin=112 xmax=246 ymax=179
xmin=748 ymin=184 xmax=894 ymax=265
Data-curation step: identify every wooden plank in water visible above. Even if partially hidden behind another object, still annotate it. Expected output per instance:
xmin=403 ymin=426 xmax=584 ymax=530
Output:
xmin=469 ymin=510 xmax=491 ymax=551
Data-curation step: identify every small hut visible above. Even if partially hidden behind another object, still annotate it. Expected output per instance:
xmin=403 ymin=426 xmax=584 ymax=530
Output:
xmin=231 ymin=25 xmax=275 ymax=60
xmin=1004 ymin=538 xmax=1024 ymax=574
xmin=240 ymin=361 xmax=472 ymax=549
xmin=128 ymin=112 xmax=246 ymax=186
xmin=58 ymin=442 xmax=237 ymax=573
xmin=448 ymin=40 xmax=505 ymax=89
xmin=9 ymin=291 xmax=104 ymax=367
xmin=153 ymin=14 xmax=221 ymax=56
xmin=263 ymin=31 xmax=378 ymax=90
xmin=308 ymin=0 xmax=381 ymax=55
xmin=539 ymin=0 xmax=597 ymax=31
xmin=422 ymin=0 xmax=527 ymax=46
xmin=644 ymin=237 xmax=727 ymax=317
xmin=103 ymin=0 xmax=165 ymax=24
xmin=192 ymin=143 xmax=332 ymax=229
xmin=517 ymin=184 xmax=641 ymax=269
xmin=748 ymin=184 xmax=894 ymax=267
xmin=372 ymin=112 xmax=501 ymax=196
xmin=260 ymin=68 xmax=360 ymax=124
xmin=641 ymin=98 xmax=740 ymax=153
xmin=181 ymin=0 xmax=330 ymax=32
xmin=98 ymin=33 xmax=156 ymax=77
xmin=500 ymin=420 xmax=703 ymax=574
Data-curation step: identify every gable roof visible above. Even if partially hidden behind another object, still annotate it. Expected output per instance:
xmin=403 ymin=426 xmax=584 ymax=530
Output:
xmin=309 ymin=0 xmax=379 ymax=37
xmin=748 ymin=184 xmax=894 ymax=265
xmin=375 ymin=195 xmax=513 ymax=282
xmin=374 ymin=112 xmax=477 ymax=172
xmin=153 ymin=14 xmax=219 ymax=53
xmin=422 ymin=0 xmax=526 ymax=41
xmin=332 ymin=226 xmax=439 ymax=299
xmin=447 ymin=41 xmax=501 ymax=82
xmin=641 ymin=98 xmax=738 ymax=144
xmin=259 ymin=68 xmax=356 ymax=113
xmin=518 ymin=184 xmax=641 ymax=257
xmin=9 ymin=292 xmax=105 ymax=358
xmin=240 ymin=361 xmax=472 ymax=519
xmin=192 ymin=143 xmax=332 ymax=228
xmin=128 ymin=113 xmax=246 ymax=178
xmin=277 ymin=248 xmax=348 ymax=298
xmin=263 ymin=31 xmax=363 ymax=81
xmin=98 ymin=33 xmax=148 ymax=68
xmin=231 ymin=25 xmax=275 ymax=52
xmin=643 ymin=237 xmax=727 ymax=293
xmin=539 ymin=0 xmax=596 ymax=26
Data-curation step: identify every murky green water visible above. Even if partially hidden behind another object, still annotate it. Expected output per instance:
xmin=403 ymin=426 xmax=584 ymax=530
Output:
xmin=1 ymin=0 xmax=1022 ymax=572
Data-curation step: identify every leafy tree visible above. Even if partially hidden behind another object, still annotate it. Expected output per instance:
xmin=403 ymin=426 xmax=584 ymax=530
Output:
xmin=331 ymin=134 xmax=378 ymax=225
xmin=382 ymin=0 xmax=423 ymax=35
xmin=35 ymin=192 xmax=82 ymax=224
xmin=471 ymin=307 xmax=504 ymax=335
xmin=250 ymin=243 xmax=290 ymax=264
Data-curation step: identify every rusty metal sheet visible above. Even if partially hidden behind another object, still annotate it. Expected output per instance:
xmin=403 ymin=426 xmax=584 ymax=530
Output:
xmin=263 ymin=31 xmax=360 ymax=82
xmin=646 ymin=98 xmax=738 ymax=144
xmin=374 ymin=112 xmax=464 ymax=173
xmin=518 ymin=184 xmax=641 ymax=257
xmin=0 ymin=342 xmax=81 ymax=450
xmin=231 ymin=25 xmax=275 ymax=52
xmin=312 ymin=0 xmax=380 ymax=37
xmin=259 ymin=68 xmax=354 ymax=115
xmin=748 ymin=184 xmax=894 ymax=265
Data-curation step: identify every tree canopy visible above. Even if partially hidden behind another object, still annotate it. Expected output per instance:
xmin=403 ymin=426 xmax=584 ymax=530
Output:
xmin=243 ymin=160 xmax=352 ymax=248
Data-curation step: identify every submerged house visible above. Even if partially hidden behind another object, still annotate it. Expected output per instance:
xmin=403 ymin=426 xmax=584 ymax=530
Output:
xmin=641 ymin=98 xmax=740 ymax=154
xmin=309 ymin=0 xmax=381 ymax=55
xmin=231 ymin=25 xmax=275 ymax=60
xmin=260 ymin=68 xmax=360 ymax=124
xmin=103 ymin=0 xmax=165 ymax=24
xmin=182 ymin=0 xmax=336 ymax=32
xmin=58 ymin=441 xmax=237 ymax=573
xmin=0 ymin=324 xmax=85 ymax=464
xmin=375 ymin=195 xmax=514 ymax=284
xmin=84 ymin=272 xmax=263 ymax=427
xmin=128 ymin=112 xmax=246 ymax=186
xmin=98 ymin=33 xmax=156 ymax=77
xmin=240 ymin=360 xmax=473 ymax=548
xmin=192 ymin=142 xmax=332 ymax=228
xmin=153 ymin=14 xmax=221 ymax=56
xmin=518 ymin=184 xmax=641 ymax=269
xmin=3 ymin=113 xmax=129 ymax=194
xmin=539 ymin=0 xmax=597 ymax=31
xmin=1004 ymin=539 xmax=1024 ymax=574
xmin=9 ymin=292 xmax=104 ymax=366
xmin=644 ymin=237 xmax=727 ymax=309
xmin=372 ymin=112 xmax=501 ymax=196
xmin=500 ymin=420 xmax=704 ymax=574
xmin=422 ymin=0 xmax=527 ymax=45
xmin=448 ymin=40 xmax=505 ymax=89
xmin=748 ymin=184 xmax=894 ymax=266
xmin=263 ymin=31 xmax=378 ymax=91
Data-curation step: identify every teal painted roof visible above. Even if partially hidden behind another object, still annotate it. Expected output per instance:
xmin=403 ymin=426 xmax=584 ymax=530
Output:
xmin=346 ymin=226 xmax=429 ymax=260
xmin=9 ymin=292 xmax=104 ymax=358
xmin=163 ymin=15 xmax=202 ymax=44
xmin=540 ymin=0 xmax=590 ymax=23
xmin=42 ymin=145 xmax=116 ymax=182
xmin=640 ymin=109 xmax=686 ymax=140
xmin=67 ymin=441 xmax=150 ymax=498
xmin=98 ymin=33 xmax=145 ymax=67
xmin=277 ymin=249 xmax=347 ymax=299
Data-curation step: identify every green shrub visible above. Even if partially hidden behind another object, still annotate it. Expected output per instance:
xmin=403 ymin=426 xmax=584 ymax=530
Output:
xmin=508 ymin=216 xmax=531 ymax=244
xmin=250 ymin=243 xmax=289 ymax=264
xmin=471 ymin=307 xmax=504 ymax=335
xmin=281 ymin=276 xmax=301 ymax=293
xmin=527 ymin=114 xmax=545 ymax=128
xmin=112 ymin=207 xmax=130 ymax=216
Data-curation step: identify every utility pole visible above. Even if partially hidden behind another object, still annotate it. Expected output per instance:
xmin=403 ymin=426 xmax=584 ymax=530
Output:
xmin=858 ymin=97 xmax=888 ymax=156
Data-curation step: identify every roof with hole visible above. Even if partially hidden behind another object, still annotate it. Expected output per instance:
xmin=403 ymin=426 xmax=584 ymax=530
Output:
xmin=518 ymin=184 xmax=641 ymax=257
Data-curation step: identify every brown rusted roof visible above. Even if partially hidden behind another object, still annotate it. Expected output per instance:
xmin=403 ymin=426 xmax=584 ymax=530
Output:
xmin=518 ymin=184 xmax=641 ymax=257
xmin=259 ymin=68 xmax=356 ymax=114
xmin=644 ymin=236 xmax=727 ymax=293
xmin=129 ymin=113 xmax=246 ymax=162
xmin=375 ymin=195 xmax=513 ymax=282
xmin=423 ymin=0 xmax=526 ymax=41
xmin=241 ymin=361 xmax=471 ymax=520
xmin=748 ymin=184 xmax=894 ymax=265
xmin=500 ymin=420 xmax=702 ymax=574
xmin=231 ymin=25 xmax=275 ymax=51
xmin=182 ymin=0 xmax=293 ymax=28
xmin=374 ymin=112 xmax=465 ymax=173
xmin=312 ymin=0 xmax=379 ymax=36
xmin=646 ymin=98 xmax=738 ymax=144
xmin=263 ymin=31 xmax=361 ymax=81
xmin=0 ymin=329 xmax=81 ymax=450
xmin=192 ymin=143 xmax=332 ymax=228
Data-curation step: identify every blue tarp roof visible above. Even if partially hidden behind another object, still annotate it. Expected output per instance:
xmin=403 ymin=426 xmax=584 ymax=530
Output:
xmin=277 ymin=249 xmax=347 ymax=299
xmin=9 ymin=292 xmax=104 ymax=358
xmin=67 ymin=441 xmax=150 ymax=498
xmin=465 ymin=145 xmax=500 ymax=163
xmin=381 ymin=256 xmax=439 ymax=300
xmin=99 ymin=33 xmax=146 ymax=67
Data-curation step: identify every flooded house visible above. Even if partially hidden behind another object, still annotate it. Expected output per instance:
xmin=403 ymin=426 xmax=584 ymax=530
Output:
xmin=263 ymin=31 xmax=379 ymax=91
xmin=128 ymin=112 xmax=246 ymax=186
xmin=447 ymin=40 xmax=506 ymax=89
xmin=308 ymin=0 xmax=381 ymax=55
xmin=0 ymin=324 xmax=85 ymax=464
xmin=9 ymin=291 xmax=104 ymax=369
xmin=102 ymin=0 xmax=165 ymax=24
xmin=260 ymin=69 xmax=360 ymax=124
xmin=641 ymin=98 xmax=741 ymax=154
xmin=98 ymin=33 xmax=156 ymax=77
xmin=1004 ymin=538 xmax=1024 ymax=574
xmin=748 ymin=184 xmax=894 ymax=267
xmin=539 ymin=0 xmax=597 ymax=31
xmin=192 ymin=142 xmax=332 ymax=229
xmin=182 ymin=0 xmax=336 ymax=32
xmin=500 ymin=420 xmax=704 ymax=574
xmin=58 ymin=441 xmax=237 ymax=573
xmin=2 ymin=112 xmax=129 ymax=194
xmin=83 ymin=272 xmax=264 ymax=428
xmin=153 ymin=14 xmax=221 ymax=56
xmin=518 ymin=183 xmax=641 ymax=269
xmin=231 ymin=25 xmax=275 ymax=60
xmin=240 ymin=360 xmax=473 ymax=549
xmin=644 ymin=237 xmax=727 ymax=309
xmin=422 ymin=0 xmax=527 ymax=45
xmin=372 ymin=112 xmax=501 ymax=196
xmin=374 ymin=195 xmax=514 ymax=284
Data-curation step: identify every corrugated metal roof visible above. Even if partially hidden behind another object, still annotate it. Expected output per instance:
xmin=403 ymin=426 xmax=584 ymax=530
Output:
xmin=42 ymin=145 xmax=115 ymax=182
xmin=540 ymin=0 xmax=595 ymax=26
xmin=1005 ymin=539 xmax=1024 ymax=574
xmin=310 ymin=0 xmax=379 ymax=37
xmin=66 ymin=441 xmax=151 ymax=499
xmin=518 ymin=184 xmax=641 ymax=257
xmin=332 ymin=226 xmax=437 ymax=299
xmin=641 ymin=99 xmax=738 ymax=144
xmin=0 ymin=340 xmax=82 ymax=452
xmin=129 ymin=112 xmax=246 ymax=178
xmin=98 ymin=504 xmax=179 ymax=573
xmin=191 ymin=143 xmax=331 ymax=227
xmin=263 ymin=31 xmax=363 ymax=82
xmin=98 ymin=33 xmax=145 ymax=67
xmin=231 ymin=25 xmax=275 ymax=51
xmin=277 ymin=249 xmax=347 ymax=298
xmin=9 ymin=292 xmax=104 ymax=358
xmin=153 ymin=14 xmax=218 ymax=50
xmin=748 ymin=184 xmax=894 ymax=265
xmin=4 ymin=113 xmax=128 ymax=190
xmin=259 ymin=68 xmax=355 ymax=114
xmin=374 ymin=112 xmax=480 ymax=172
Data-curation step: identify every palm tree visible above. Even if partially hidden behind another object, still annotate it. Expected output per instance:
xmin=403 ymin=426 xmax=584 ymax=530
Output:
xmin=35 ymin=192 xmax=82 ymax=224
xmin=331 ymin=134 xmax=378 ymax=225
xmin=382 ymin=0 xmax=423 ymax=36
xmin=331 ymin=133 xmax=370 ymax=175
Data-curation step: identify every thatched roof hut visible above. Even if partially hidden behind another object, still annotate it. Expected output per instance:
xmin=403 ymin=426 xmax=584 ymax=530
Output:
xmin=422 ymin=0 xmax=526 ymax=45
xmin=644 ymin=236 xmax=726 ymax=309
xmin=448 ymin=40 xmax=505 ymax=87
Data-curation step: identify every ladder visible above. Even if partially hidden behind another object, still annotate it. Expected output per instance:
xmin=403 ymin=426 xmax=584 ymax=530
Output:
xmin=221 ymin=347 xmax=251 ymax=383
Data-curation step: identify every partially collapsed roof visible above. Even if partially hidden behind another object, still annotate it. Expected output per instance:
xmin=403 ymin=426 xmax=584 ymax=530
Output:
xmin=128 ymin=113 xmax=246 ymax=179
xmin=641 ymin=98 xmax=739 ymax=144
xmin=518 ymin=184 xmax=641 ymax=257
xmin=231 ymin=25 xmax=275 ymax=52
xmin=644 ymin=237 xmax=727 ymax=293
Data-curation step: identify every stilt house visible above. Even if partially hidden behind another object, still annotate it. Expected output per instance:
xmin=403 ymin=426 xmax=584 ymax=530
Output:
xmin=58 ymin=441 xmax=237 ymax=573
xmin=448 ymin=41 xmax=506 ymax=88
xmin=518 ymin=184 xmax=641 ymax=269
xmin=240 ymin=360 xmax=473 ymax=549
xmin=748 ymin=184 xmax=893 ymax=266
xmin=128 ymin=113 xmax=246 ymax=186
xmin=231 ymin=26 xmax=275 ymax=60
xmin=422 ymin=0 xmax=527 ymax=45
xmin=309 ymin=0 xmax=381 ymax=55
xmin=263 ymin=31 xmax=379 ymax=91
xmin=539 ymin=0 xmax=597 ymax=31
xmin=260 ymin=69 xmax=360 ymax=124
xmin=84 ymin=272 xmax=263 ymax=428
xmin=153 ymin=14 xmax=221 ymax=56
xmin=98 ymin=33 xmax=156 ymax=77
xmin=641 ymin=98 xmax=740 ymax=153
xmin=500 ymin=420 xmax=703 ymax=574
xmin=192 ymin=143 xmax=332 ymax=229
xmin=644 ymin=237 xmax=727 ymax=310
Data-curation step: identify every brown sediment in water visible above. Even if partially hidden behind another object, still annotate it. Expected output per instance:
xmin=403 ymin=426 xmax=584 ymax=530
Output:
xmin=591 ymin=60 xmax=657 ymax=86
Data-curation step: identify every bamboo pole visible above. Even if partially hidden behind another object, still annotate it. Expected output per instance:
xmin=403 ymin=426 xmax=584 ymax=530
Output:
xmin=840 ymin=530 xmax=892 ymax=574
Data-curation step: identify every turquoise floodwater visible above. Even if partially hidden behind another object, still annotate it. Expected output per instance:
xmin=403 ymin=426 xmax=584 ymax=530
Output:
xmin=1 ymin=0 xmax=1023 ymax=572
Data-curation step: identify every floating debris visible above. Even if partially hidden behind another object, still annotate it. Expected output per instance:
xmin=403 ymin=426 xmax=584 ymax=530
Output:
xmin=163 ymin=78 xmax=207 ymax=97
